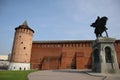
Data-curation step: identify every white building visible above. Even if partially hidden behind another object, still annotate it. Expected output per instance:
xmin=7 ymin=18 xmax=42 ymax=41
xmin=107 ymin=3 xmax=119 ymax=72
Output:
xmin=0 ymin=55 xmax=8 ymax=61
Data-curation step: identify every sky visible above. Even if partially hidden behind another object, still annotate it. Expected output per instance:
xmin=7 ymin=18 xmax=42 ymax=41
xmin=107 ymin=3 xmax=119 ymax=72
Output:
xmin=0 ymin=0 xmax=120 ymax=55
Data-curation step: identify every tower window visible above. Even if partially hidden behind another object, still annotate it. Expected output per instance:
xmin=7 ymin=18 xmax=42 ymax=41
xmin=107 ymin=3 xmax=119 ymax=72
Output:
xmin=24 ymin=47 xmax=26 ymax=49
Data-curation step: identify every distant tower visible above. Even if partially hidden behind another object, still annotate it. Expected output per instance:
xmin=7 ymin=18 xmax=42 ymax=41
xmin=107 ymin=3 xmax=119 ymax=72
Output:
xmin=9 ymin=21 xmax=34 ymax=70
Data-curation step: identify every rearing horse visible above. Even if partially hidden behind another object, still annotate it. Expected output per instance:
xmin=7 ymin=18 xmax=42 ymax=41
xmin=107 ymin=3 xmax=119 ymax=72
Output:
xmin=91 ymin=16 xmax=108 ymax=38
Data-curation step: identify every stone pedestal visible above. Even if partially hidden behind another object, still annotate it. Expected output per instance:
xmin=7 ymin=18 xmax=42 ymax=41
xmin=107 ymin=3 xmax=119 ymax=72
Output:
xmin=92 ymin=37 xmax=119 ymax=73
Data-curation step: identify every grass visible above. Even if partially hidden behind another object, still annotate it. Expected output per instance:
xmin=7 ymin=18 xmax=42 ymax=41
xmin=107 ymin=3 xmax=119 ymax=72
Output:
xmin=0 ymin=70 xmax=36 ymax=80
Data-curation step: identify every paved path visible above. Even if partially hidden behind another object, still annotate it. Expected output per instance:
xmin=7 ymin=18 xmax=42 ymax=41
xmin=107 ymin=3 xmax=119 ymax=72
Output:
xmin=28 ymin=69 xmax=120 ymax=80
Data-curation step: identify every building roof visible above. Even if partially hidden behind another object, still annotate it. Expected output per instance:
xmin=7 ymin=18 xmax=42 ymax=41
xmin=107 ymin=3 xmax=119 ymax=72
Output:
xmin=15 ymin=21 xmax=34 ymax=33
xmin=33 ymin=39 xmax=120 ymax=44
xmin=33 ymin=40 xmax=94 ymax=44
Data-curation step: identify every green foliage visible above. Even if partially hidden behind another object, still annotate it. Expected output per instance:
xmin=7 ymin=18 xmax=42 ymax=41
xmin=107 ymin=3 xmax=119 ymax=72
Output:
xmin=0 ymin=70 xmax=36 ymax=80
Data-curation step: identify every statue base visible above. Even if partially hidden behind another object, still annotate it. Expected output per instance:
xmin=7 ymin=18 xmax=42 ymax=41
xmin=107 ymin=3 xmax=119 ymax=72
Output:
xmin=92 ymin=37 xmax=119 ymax=73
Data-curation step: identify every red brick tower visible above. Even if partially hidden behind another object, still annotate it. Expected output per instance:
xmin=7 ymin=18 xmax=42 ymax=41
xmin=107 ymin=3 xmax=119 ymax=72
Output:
xmin=9 ymin=21 xmax=34 ymax=70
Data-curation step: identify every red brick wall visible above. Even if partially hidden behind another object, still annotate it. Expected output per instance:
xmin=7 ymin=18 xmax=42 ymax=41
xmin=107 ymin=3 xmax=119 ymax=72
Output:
xmin=31 ymin=41 xmax=92 ymax=70
xmin=41 ymin=57 xmax=60 ymax=70
xmin=30 ymin=40 xmax=120 ymax=70
xmin=31 ymin=43 xmax=62 ymax=70
xmin=114 ymin=40 xmax=120 ymax=68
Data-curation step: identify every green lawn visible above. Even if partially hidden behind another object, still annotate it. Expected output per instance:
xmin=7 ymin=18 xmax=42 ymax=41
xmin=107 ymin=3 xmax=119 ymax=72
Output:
xmin=0 ymin=70 xmax=36 ymax=80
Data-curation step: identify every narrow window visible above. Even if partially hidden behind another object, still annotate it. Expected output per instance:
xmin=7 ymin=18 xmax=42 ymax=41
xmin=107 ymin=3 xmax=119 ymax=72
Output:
xmin=24 ymin=47 xmax=26 ymax=49
xmin=105 ymin=47 xmax=112 ymax=63
xmin=21 ymin=42 xmax=23 ymax=44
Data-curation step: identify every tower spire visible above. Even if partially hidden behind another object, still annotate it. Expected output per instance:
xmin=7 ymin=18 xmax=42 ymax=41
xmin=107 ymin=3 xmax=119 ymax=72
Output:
xmin=22 ymin=20 xmax=28 ymax=26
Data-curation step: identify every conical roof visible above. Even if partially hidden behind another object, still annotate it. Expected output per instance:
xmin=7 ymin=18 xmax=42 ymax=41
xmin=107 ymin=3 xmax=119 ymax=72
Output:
xmin=22 ymin=21 xmax=28 ymax=26
xmin=20 ymin=20 xmax=29 ymax=28
xmin=15 ymin=21 xmax=34 ymax=33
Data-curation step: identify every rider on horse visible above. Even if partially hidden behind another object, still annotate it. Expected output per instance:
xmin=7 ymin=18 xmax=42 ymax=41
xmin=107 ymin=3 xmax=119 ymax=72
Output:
xmin=90 ymin=16 xmax=108 ymax=38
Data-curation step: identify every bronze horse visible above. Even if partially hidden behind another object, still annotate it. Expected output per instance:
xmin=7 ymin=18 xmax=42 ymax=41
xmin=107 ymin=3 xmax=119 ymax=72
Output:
xmin=91 ymin=16 xmax=108 ymax=38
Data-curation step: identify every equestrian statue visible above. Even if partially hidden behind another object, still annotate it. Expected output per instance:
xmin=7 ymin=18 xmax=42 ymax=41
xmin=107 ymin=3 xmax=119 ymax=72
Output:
xmin=90 ymin=16 xmax=109 ymax=38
